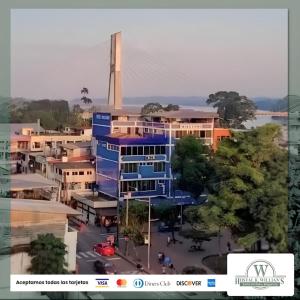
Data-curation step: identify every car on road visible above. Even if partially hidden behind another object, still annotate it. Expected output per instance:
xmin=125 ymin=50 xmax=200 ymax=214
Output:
xmin=158 ymin=222 xmax=181 ymax=232
xmin=93 ymin=260 xmax=117 ymax=274
xmin=93 ymin=242 xmax=115 ymax=256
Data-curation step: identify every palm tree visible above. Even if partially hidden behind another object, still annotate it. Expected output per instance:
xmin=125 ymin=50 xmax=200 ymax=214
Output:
xmin=81 ymin=87 xmax=89 ymax=95
xmin=80 ymin=87 xmax=92 ymax=105
xmin=28 ymin=233 xmax=69 ymax=274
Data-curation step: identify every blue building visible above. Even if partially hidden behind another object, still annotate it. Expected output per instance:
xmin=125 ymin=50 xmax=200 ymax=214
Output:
xmin=92 ymin=107 xmax=228 ymax=207
xmin=92 ymin=111 xmax=173 ymax=202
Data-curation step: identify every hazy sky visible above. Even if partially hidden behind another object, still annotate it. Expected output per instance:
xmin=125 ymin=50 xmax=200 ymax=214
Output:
xmin=11 ymin=9 xmax=287 ymax=100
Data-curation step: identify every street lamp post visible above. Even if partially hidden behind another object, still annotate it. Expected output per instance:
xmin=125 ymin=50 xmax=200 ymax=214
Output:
xmin=125 ymin=192 xmax=132 ymax=227
xmin=116 ymin=169 xmax=122 ymax=248
xmin=147 ymin=196 xmax=151 ymax=270
xmin=135 ymin=197 xmax=153 ymax=271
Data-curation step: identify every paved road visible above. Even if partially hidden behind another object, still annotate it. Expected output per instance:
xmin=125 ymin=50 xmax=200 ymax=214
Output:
xmin=76 ymin=225 xmax=136 ymax=274
xmin=118 ymin=224 xmax=239 ymax=274
xmin=76 ymin=222 xmax=239 ymax=275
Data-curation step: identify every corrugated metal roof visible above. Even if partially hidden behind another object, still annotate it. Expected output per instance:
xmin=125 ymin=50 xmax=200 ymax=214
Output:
xmin=53 ymin=161 xmax=94 ymax=170
xmin=0 ymin=198 xmax=80 ymax=215
xmin=61 ymin=141 xmax=91 ymax=150
xmin=10 ymin=123 xmax=45 ymax=134
xmin=7 ymin=173 xmax=58 ymax=191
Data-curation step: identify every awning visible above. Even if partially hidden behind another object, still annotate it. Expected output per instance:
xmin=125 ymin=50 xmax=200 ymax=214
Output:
xmin=149 ymin=195 xmax=207 ymax=207
xmin=97 ymin=207 xmax=117 ymax=216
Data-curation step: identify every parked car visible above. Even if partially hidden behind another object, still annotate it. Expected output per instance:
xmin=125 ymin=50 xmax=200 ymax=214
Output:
xmin=93 ymin=242 xmax=115 ymax=256
xmin=158 ymin=222 xmax=181 ymax=232
xmin=93 ymin=260 xmax=117 ymax=274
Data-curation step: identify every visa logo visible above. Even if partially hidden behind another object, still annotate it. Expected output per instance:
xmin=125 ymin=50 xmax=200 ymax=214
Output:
xmin=96 ymin=278 xmax=109 ymax=288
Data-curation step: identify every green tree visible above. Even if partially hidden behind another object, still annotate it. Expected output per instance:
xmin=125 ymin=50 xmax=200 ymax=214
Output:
xmin=288 ymin=155 xmax=300 ymax=298
xmin=172 ymin=136 xmax=213 ymax=199
xmin=10 ymin=99 xmax=71 ymax=130
xmin=185 ymin=124 xmax=287 ymax=255
xmin=72 ymin=104 xmax=83 ymax=114
xmin=207 ymin=91 xmax=256 ymax=129
xmin=81 ymin=87 xmax=92 ymax=105
xmin=141 ymin=102 xmax=180 ymax=115
xmin=164 ymin=104 xmax=179 ymax=111
xmin=28 ymin=233 xmax=68 ymax=274
xmin=141 ymin=102 xmax=164 ymax=115
xmin=179 ymin=228 xmax=215 ymax=251
xmin=120 ymin=200 xmax=149 ymax=256
xmin=154 ymin=204 xmax=178 ymax=242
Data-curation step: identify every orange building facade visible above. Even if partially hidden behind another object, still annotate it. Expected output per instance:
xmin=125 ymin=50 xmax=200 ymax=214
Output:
xmin=212 ymin=128 xmax=231 ymax=151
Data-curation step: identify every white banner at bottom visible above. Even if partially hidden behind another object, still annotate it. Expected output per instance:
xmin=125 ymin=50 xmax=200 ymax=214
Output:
xmin=11 ymin=274 xmax=226 ymax=292
xmin=10 ymin=253 xmax=295 ymax=295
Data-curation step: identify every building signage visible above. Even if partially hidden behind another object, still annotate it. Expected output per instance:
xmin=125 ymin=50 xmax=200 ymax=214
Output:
xmin=227 ymin=254 xmax=294 ymax=296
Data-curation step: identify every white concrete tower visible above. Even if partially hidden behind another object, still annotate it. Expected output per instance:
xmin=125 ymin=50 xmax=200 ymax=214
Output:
xmin=108 ymin=32 xmax=122 ymax=109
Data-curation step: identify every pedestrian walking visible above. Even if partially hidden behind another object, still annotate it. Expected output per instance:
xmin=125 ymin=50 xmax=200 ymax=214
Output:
xmin=164 ymin=256 xmax=172 ymax=267
xmin=136 ymin=263 xmax=143 ymax=272
xmin=169 ymin=264 xmax=176 ymax=274
xmin=167 ymin=236 xmax=171 ymax=247
xmin=162 ymin=265 xmax=166 ymax=274
xmin=227 ymin=242 xmax=232 ymax=253
xmin=158 ymin=252 xmax=163 ymax=264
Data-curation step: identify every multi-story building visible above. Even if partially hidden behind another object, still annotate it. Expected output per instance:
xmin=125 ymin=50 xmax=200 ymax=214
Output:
xmin=92 ymin=108 xmax=230 ymax=204
xmin=0 ymin=198 xmax=79 ymax=274
xmin=0 ymin=173 xmax=59 ymax=201
xmin=0 ymin=121 xmax=92 ymax=174
xmin=51 ymin=162 xmax=96 ymax=203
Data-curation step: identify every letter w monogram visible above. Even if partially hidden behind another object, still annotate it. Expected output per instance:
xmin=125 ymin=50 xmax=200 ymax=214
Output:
xmin=254 ymin=264 xmax=268 ymax=276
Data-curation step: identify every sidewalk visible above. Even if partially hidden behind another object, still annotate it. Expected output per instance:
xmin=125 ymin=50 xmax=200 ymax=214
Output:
xmin=117 ymin=224 xmax=239 ymax=274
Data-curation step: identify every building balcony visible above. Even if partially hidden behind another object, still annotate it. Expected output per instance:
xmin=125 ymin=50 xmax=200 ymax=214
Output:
xmin=111 ymin=120 xmax=214 ymax=130
xmin=120 ymin=189 xmax=166 ymax=198
xmin=120 ymin=154 xmax=167 ymax=162
xmin=98 ymin=133 xmax=169 ymax=145
xmin=120 ymin=172 xmax=168 ymax=180
xmin=171 ymin=123 xmax=213 ymax=130
xmin=112 ymin=120 xmax=170 ymax=129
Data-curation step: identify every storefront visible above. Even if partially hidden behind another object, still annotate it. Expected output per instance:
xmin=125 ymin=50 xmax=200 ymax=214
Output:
xmin=71 ymin=192 xmax=117 ymax=227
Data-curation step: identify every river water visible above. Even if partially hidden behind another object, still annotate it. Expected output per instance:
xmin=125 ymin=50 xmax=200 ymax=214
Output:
xmin=124 ymin=104 xmax=287 ymax=129
xmin=180 ymin=105 xmax=287 ymax=129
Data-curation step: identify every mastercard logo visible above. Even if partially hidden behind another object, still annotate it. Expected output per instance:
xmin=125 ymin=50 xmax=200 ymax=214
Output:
xmin=116 ymin=279 xmax=127 ymax=287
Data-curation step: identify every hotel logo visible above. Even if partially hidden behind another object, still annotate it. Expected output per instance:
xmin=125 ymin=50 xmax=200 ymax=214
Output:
xmin=235 ymin=260 xmax=285 ymax=290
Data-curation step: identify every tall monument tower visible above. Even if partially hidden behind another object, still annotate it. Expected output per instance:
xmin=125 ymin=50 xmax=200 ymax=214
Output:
xmin=108 ymin=32 xmax=122 ymax=109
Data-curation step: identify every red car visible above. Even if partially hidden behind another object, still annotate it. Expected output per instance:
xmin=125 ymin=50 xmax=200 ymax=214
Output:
xmin=93 ymin=242 xmax=115 ymax=256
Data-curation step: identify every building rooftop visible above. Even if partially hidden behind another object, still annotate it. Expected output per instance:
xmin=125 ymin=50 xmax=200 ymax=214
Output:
xmin=108 ymin=133 xmax=143 ymax=139
xmin=10 ymin=134 xmax=31 ymax=142
xmin=0 ymin=198 xmax=80 ymax=215
xmin=7 ymin=173 xmax=58 ymax=191
xmin=148 ymin=109 xmax=218 ymax=119
xmin=53 ymin=162 xmax=94 ymax=170
xmin=94 ymin=105 xmax=142 ymax=116
xmin=10 ymin=123 xmax=45 ymax=134
xmin=61 ymin=141 xmax=91 ymax=150
xmin=94 ymin=106 xmax=218 ymax=119
xmin=47 ymin=155 xmax=93 ymax=164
